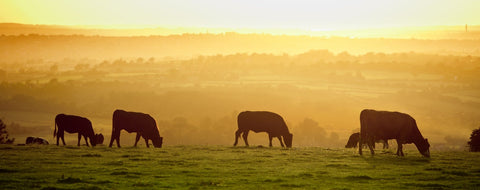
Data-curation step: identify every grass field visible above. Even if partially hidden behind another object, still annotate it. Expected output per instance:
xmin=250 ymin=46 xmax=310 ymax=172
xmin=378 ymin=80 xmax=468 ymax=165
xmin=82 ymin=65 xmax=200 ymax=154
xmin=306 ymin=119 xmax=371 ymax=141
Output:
xmin=0 ymin=145 xmax=479 ymax=189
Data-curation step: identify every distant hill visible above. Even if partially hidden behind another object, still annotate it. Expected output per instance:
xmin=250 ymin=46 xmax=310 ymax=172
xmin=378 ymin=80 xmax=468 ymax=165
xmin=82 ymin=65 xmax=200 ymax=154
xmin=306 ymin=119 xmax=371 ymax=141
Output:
xmin=0 ymin=23 xmax=190 ymax=36
xmin=1 ymin=23 xmax=480 ymax=62
xmin=1 ymin=23 xmax=480 ymax=39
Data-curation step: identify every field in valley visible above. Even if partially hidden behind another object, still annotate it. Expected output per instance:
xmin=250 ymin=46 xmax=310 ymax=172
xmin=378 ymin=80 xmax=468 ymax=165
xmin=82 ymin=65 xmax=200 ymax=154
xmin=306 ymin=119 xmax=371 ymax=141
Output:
xmin=0 ymin=145 xmax=479 ymax=189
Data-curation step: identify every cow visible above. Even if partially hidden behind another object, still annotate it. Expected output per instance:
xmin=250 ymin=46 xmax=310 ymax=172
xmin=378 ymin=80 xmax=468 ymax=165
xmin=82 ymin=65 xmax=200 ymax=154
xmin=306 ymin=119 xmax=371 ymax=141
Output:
xmin=26 ymin=137 xmax=49 ymax=145
xmin=234 ymin=111 xmax=293 ymax=148
xmin=54 ymin=114 xmax=97 ymax=147
xmin=109 ymin=109 xmax=163 ymax=148
xmin=359 ymin=109 xmax=430 ymax=157
xmin=345 ymin=132 xmax=388 ymax=149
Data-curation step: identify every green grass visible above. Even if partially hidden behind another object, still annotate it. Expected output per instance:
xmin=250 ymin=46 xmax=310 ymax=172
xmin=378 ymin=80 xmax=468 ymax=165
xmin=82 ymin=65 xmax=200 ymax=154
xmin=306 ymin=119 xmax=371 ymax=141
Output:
xmin=0 ymin=145 xmax=479 ymax=189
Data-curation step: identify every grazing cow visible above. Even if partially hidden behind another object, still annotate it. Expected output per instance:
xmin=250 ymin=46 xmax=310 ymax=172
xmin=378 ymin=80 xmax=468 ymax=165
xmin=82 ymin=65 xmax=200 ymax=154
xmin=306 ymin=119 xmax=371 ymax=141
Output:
xmin=359 ymin=109 xmax=430 ymax=157
xmin=109 ymin=109 xmax=163 ymax=148
xmin=234 ymin=111 xmax=293 ymax=148
xmin=54 ymin=114 xmax=97 ymax=147
xmin=26 ymin=137 xmax=49 ymax=145
xmin=345 ymin=132 xmax=388 ymax=149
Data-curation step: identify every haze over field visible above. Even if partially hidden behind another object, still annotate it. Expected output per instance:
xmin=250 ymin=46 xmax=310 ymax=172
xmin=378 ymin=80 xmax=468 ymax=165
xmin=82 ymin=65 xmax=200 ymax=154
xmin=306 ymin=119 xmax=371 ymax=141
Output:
xmin=0 ymin=1 xmax=479 ymax=150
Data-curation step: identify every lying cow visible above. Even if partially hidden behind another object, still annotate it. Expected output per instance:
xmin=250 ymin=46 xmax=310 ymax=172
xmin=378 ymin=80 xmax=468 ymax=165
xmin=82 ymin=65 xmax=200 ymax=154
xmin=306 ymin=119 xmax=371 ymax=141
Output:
xmin=109 ymin=109 xmax=163 ymax=148
xmin=234 ymin=111 xmax=293 ymax=148
xmin=26 ymin=137 xmax=49 ymax=145
xmin=359 ymin=109 xmax=430 ymax=157
xmin=345 ymin=132 xmax=388 ymax=149
xmin=54 ymin=114 xmax=97 ymax=147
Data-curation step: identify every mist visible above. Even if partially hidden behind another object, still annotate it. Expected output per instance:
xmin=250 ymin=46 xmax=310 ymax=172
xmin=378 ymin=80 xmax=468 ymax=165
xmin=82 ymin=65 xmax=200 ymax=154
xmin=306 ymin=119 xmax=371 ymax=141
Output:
xmin=0 ymin=25 xmax=479 ymax=149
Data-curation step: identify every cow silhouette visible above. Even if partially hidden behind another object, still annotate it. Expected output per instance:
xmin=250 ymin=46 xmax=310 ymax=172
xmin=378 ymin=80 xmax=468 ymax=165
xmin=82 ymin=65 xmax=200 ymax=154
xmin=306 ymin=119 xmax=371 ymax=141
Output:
xmin=54 ymin=114 xmax=97 ymax=147
xmin=109 ymin=109 xmax=163 ymax=148
xmin=234 ymin=111 xmax=293 ymax=148
xmin=359 ymin=109 xmax=430 ymax=157
xmin=345 ymin=132 xmax=388 ymax=149
xmin=26 ymin=137 xmax=49 ymax=145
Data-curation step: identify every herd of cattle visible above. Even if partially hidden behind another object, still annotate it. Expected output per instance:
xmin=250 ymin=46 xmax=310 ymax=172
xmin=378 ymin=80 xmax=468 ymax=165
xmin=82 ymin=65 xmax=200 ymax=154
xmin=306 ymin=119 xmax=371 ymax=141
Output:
xmin=24 ymin=109 xmax=430 ymax=157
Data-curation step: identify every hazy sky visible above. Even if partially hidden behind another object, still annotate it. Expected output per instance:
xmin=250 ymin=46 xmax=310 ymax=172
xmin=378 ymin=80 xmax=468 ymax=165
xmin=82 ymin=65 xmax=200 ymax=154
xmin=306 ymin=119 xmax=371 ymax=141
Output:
xmin=1 ymin=0 xmax=479 ymax=30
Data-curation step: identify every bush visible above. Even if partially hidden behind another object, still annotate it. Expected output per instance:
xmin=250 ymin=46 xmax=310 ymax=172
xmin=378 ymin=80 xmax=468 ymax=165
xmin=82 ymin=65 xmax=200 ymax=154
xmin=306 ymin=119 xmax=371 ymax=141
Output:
xmin=468 ymin=128 xmax=480 ymax=152
xmin=0 ymin=119 xmax=15 ymax=144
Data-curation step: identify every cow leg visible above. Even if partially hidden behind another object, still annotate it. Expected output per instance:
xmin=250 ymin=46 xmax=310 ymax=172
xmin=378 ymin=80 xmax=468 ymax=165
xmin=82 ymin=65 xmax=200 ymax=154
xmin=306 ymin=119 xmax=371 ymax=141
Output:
xmin=144 ymin=138 xmax=150 ymax=148
xmin=396 ymin=140 xmax=404 ymax=156
xmin=368 ymin=143 xmax=375 ymax=155
xmin=242 ymin=131 xmax=249 ymax=147
xmin=134 ymin=133 xmax=141 ymax=147
xmin=233 ymin=129 xmax=242 ymax=146
xmin=56 ymin=133 xmax=60 ymax=146
xmin=278 ymin=136 xmax=285 ymax=147
xmin=109 ymin=129 xmax=121 ymax=148
xmin=59 ymin=130 xmax=66 ymax=146
xmin=368 ymin=139 xmax=375 ymax=155
xmin=383 ymin=140 xmax=389 ymax=149
xmin=77 ymin=133 xmax=82 ymax=146
xmin=109 ymin=129 xmax=116 ymax=147
xmin=84 ymin=135 xmax=90 ymax=147
xmin=116 ymin=135 xmax=121 ymax=148
xmin=114 ymin=130 xmax=121 ymax=148
xmin=268 ymin=134 xmax=273 ymax=147
xmin=358 ymin=139 xmax=363 ymax=155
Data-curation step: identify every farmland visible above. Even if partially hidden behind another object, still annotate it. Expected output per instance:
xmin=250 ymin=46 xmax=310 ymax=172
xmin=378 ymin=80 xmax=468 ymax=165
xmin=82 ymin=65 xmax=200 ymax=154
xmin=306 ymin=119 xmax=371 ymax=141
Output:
xmin=0 ymin=145 xmax=479 ymax=189
xmin=1 ymin=49 xmax=479 ymax=148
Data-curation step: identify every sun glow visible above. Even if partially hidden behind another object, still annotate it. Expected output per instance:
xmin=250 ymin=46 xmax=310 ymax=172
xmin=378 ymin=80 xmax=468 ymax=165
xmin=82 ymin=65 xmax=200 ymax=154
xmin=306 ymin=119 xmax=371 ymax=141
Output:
xmin=1 ymin=0 xmax=479 ymax=32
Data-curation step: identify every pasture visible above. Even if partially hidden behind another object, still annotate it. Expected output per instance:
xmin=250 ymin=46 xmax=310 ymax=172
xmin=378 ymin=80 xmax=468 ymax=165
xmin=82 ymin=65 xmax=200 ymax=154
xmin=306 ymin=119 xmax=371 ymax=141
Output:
xmin=0 ymin=145 xmax=479 ymax=189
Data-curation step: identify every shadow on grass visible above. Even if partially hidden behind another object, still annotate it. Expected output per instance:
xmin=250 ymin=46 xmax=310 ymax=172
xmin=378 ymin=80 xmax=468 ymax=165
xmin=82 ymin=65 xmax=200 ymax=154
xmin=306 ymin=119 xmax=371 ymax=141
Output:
xmin=57 ymin=177 xmax=84 ymax=184
xmin=362 ymin=154 xmax=430 ymax=166
xmin=0 ymin=168 xmax=18 ymax=173
xmin=344 ymin=175 xmax=373 ymax=180
xmin=403 ymin=182 xmax=449 ymax=190
xmin=81 ymin=153 xmax=101 ymax=157
xmin=41 ymin=186 xmax=102 ymax=190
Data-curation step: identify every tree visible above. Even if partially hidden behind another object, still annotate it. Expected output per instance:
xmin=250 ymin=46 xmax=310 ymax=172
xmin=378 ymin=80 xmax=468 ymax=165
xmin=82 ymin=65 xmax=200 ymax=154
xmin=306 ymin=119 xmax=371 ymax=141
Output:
xmin=468 ymin=127 xmax=480 ymax=152
xmin=0 ymin=119 xmax=15 ymax=144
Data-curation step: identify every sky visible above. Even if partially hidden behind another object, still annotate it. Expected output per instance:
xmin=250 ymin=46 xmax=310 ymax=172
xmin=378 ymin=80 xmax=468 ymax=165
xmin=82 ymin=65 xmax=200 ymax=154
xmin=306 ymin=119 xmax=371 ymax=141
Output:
xmin=1 ymin=0 xmax=479 ymax=30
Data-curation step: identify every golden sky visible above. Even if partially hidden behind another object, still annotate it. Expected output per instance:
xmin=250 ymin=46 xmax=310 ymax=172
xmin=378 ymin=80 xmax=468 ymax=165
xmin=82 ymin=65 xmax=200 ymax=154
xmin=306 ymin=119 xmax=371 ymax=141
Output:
xmin=1 ymin=0 xmax=479 ymax=30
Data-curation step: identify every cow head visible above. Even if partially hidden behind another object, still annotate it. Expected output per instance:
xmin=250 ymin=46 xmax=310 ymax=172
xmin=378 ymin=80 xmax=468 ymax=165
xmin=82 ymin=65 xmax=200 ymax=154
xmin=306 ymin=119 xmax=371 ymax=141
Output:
xmin=95 ymin=134 xmax=104 ymax=145
xmin=345 ymin=141 xmax=356 ymax=148
xmin=152 ymin=136 xmax=163 ymax=148
xmin=89 ymin=135 xmax=97 ymax=147
xmin=417 ymin=138 xmax=430 ymax=157
xmin=283 ymin=133 xmax=293 ymax=148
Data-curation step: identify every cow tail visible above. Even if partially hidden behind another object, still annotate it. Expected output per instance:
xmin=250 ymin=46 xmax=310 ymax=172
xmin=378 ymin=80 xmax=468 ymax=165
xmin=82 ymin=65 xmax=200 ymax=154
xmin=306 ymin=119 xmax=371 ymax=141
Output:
xmin=54 ymin=120 xmax=57 ymax=138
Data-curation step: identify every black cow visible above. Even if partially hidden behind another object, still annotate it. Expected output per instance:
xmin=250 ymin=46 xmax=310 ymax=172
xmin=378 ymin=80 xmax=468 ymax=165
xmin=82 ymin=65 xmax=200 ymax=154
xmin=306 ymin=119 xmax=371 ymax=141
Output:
xmin=359 ymin=109 xmax=430 ymax=157
xmin=54 ymin=114 xmax=97 ymax=147
xmin=26 ymin=137 xmax=49 ymax=145
xmin=234 ymin=111 xmax=293 ymax=148
xmin=109 ymin=109 xmax=163 ymax=148
xmin=345 ymin=132 xmax=388 ymax=149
